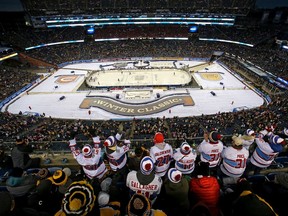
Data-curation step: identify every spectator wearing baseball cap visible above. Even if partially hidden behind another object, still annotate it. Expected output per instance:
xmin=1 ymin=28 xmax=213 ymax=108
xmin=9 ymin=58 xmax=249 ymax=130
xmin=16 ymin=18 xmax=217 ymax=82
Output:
xmin=220 ymin=135 xmax=249 ymax=179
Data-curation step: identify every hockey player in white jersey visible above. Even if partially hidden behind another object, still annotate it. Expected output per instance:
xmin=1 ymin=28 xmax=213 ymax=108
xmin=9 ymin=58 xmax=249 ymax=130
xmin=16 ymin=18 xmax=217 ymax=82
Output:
xmin=150 ymin=132 xmax=173 ymax=177
xmin=126 ymin=156 xmax=163 ymax=204
xmin=173 ymin=141 xmax=197 ymax=175
xmin=69 ymin=135 xmax=108 ymax=180
xmin=197 ymin=131 xmax=224 ymax=168
xmin=220 ymin=135 xmax=249 ymax=178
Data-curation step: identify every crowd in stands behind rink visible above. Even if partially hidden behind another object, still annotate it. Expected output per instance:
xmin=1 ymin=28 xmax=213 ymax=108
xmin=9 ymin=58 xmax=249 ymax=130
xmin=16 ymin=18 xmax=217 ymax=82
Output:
xmin=0 ymin=24 xmax=288 ymax=215
xmin=0 ymin=123 xmax=288 ymax=216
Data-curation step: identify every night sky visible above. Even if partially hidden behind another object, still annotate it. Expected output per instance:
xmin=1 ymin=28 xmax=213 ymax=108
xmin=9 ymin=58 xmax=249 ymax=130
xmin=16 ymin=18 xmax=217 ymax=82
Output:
xmin=0 ymin=0 xmax=287 ymax=12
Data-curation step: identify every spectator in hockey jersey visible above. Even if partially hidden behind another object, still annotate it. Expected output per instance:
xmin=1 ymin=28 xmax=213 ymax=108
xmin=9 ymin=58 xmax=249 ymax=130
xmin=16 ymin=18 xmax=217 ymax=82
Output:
xmin=126 ymin=156 xmax=162 ymax=205
xmin=241 ymin=129 xmax=256 ymax=153
xmin=160 ymin=168 xmax=190 ymax=216
xmin=173 ymin=141 xmax=197 ymax=176
xmin=69 ymin=135 xmax=108 ymax=181
xmin=189 ymin=162 xmax=221 ymax=216
xmin=104 ymin=133 xmax=130 ymax=172
xmin=197 ymin=131 xmax=224 ymax=170
xmin=150 ymin=132 xmax=173 ymax=177
xmin=220 ymin=135 xmax=249 ymax=179
xmin=247 ymin=129 xmax=285 ymax=175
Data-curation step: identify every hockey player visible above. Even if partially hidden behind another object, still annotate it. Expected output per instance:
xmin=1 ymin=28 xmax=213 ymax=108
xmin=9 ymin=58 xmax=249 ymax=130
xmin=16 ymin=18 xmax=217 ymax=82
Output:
xmin=126 ymin=156 xmax=162 ymax=205
xmin=220 ymin=135 xmax=249 ymax=178
xmin=149 ymin=132 xmax=173 ymax=177
xmin=197 ymin=131 xmax=224 ymax=169
xmin=173 ymin=141 xmax=197 ymax=175
xmin=68 ymin=135 xmax=108 ymax=180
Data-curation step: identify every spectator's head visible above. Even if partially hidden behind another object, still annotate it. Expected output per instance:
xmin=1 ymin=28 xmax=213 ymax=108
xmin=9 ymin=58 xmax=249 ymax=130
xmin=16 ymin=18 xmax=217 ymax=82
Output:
xmin=10 ymin=167 xmax=24 ymax=178
xmin=232 ymin=135 xmax=243 ymax=148
xmin=127 ymin=193 xmax=151 ymax=216
xmin=51 ymin=170 xmax=68 ymax=186
xmin=197 ymin=162 xmax=210 ymax=176
xmin=56 ymin=180 xmax=95 ymax=216
xmin=180 ymin=142 xmax=191 ymax=155
xmin=82 ymin=144 xmax=93 ymax=157
xmin=209 ymin=131 xmax=222 ymax=143
xmin=246 ymin=129 xmax=255 ymax=136
xmin=98 ymin=191 xmax=110 ymax=206
xmin=15 ymin=136 xmax=24 ymax=145
xmin=153 ymin=132 xmax=164 ymax=144
xmin=104 ymin=136 xmax=117 ymax=151
xmin=167 ymin=168 xmax=182 ymax=184
xmin=140 ymin=156 xmax=154 ymax=175
xmin=0 ymin=192 xmax=14 ymax=215
xmin=134 ymin=146 xmax=143 ymax=157
xmin=37 ymin=168 xmax=51 ymax=180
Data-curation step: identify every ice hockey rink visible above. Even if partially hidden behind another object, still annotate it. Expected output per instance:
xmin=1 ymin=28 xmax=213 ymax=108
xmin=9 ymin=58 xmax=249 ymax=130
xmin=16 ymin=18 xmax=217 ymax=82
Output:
xmin=3 ymin=59 xmax=264 ymax=120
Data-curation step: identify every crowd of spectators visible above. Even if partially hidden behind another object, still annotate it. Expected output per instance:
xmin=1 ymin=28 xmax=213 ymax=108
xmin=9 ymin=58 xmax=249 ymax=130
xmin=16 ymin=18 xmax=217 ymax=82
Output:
xmin=22 ymin=0 xmax=255 ymax=15
xmin=0 ymin=16 xmax=288 ymax=216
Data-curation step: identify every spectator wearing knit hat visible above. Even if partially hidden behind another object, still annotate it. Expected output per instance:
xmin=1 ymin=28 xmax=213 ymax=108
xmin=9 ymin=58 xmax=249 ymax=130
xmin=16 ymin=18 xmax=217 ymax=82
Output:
xmin=55 ymin=180 xmax=97 ymax=216
xmin=97 ymin=191 xmax=121 ymax=216
xmin=220 ymin=135 xmax=249 ymax=179
xmin=189 ymin=162 xmax=221 ymax=216
xmin=126 ymin=156 xmax=162 ymax=205
xmin=159 ymin=168 xmax=190 ymax=216
xmin=241 ymin=129 xmax=256 ymax=152
xmin=247 ymin=129 xmax=285 ymax=175
xmin=69 ymin=134 xmax=108 ymax=181
xmin=149 ymin=132 xmax=173 ymax=177
xmin=127 ymin=193 xmax=167 ymax=216
xmin=231 ymin=178 xmax=278 ymax=216
xmin=197 ymin=131 xmax=224 ymax=171
xmin=173 ymin=141 xmax=197 ymax=176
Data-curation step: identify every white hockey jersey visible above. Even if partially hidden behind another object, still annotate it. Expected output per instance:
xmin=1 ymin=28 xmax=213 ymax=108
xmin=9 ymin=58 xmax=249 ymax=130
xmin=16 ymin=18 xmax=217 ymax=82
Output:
xmin=173 ymin=147 xmax=197 ymax=174
xmin=126 ymin=170 xmax=162 ymax=203
xmin=105 ymin=145 xmax=129 ymax=171
xmin=69 ymin=143 xmax=107 ymax=179
xmin=250 ymin=137 xmax=279 ymax=168
xmin=220 ymin=146 xmax=249 ymax=178
xmin=150 ymin=143 xmax=173 ymax=177
xmin=197 ymin=140 xmax=224 ymax=168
